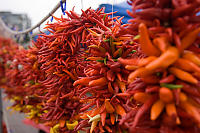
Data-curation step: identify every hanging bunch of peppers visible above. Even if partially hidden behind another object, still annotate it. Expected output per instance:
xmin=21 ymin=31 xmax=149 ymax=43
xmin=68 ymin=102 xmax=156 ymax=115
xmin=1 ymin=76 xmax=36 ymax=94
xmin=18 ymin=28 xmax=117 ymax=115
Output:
xmin=0 ymin=0 xmax=200 ymax=133
xmin=0 ymin=37 xmax=20 ymax=87
xmin=0 ymin=39 xmax=46 ymax=124
xmin=33 ymin=8 xmax=128 ymax=132
xmin=117 ymin=0 xmax=200 ymax=132
xmin=72 ymin=13 xmax=140 ymax=132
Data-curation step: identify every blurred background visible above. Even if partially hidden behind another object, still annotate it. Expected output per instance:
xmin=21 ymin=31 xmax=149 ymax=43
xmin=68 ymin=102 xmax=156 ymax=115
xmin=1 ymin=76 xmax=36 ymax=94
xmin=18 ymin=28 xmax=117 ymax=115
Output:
xmin=0 ymin=0 xmax=131 ymax=45
xmin=0 ymin=0 xmax=127 ymax=29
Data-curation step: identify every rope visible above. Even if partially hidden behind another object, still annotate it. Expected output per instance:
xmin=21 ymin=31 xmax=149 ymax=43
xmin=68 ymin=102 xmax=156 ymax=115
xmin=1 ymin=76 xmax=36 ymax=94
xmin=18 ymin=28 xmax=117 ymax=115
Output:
xmin=0 ymin=0 xmax=66 ymax=35
xmin=112 ymin=0 xmax=115 ymax=27
xmin=81 ymin=0 xmax=83 ymax=9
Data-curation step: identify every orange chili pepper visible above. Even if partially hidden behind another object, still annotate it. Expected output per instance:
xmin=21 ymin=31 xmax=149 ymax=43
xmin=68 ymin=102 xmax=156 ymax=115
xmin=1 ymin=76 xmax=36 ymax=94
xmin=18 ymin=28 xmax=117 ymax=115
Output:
xmin=133 ymin=92 xmax=151 ymax=103
xmin=113 ymin=48 xmax=122 ymax=57
xmin=27 ymin=53 xmax=37 ymax=60
xmin=86 ymin=57 xmax=104 ymax=61
xmin=166 ymin=103 xmax=180 ymax=124
xmin=182 ymin=51 xmax=200 ymax=66
xmin=180 ymin=28 xmax=200 ymax=52
xmin=90 ymin=107 xmax=101 ymax=117
xmin=179 ymin=92 xmax=187 ymax=102
xmin=89 ymin=77 xmax=108 ymax=87
xmin=108 ymin=82 xmax=114 ymax=94
xmin=73 ymin=77 xmax=93 ymax=86
xmin=116 ymin=73 xmax=123 ymax=82
xmin=168 ymin=105 xmax=180 ymax=121
xmin=165 ymin=103 xmax=176 ymax=116
xmin=105 ymin=99 xmax=115 ymax=113
xmin=150 ymin=100 xmax=165 ymax=120
xmin=128 ymin=67 xmax=153 ymax=83
xmin=86 ymin=69 xmax=99 ymax=76
xmin=169 ymin=67 xmax=198 ymax=84
xmin=88 ymin=45 xmax=106 ymax=53
xmin=145 ymin=46 xmax=179 ymax=71
xmin=125 ymin=65 xmax=139 ymax=70
xmin=110 ymin=113 xmax=115 ymax=125
xmin=79 ymin=98 xmax=95 ymax=103
xmin=116 ymin=79 xmax=126 ymax=93
xmin=44 ymin=121 xmax=54 ymax=127
xmin=116 ymin=93 xmax=131 ymax=97
xmin=87 ymin=28 xmax=101 ymax=37
xmin=138 ymin=56 xmax=157 ymax=67
xmin=117 ymin=36 xmax=131 ymax=41
xmin=159 ymin=87 xmax=174 ymax=103
xmin=153 ymin=37 xmax=169 ymax=52
xmin=113 ymin=41 xmax=122 ymax=45
xmin=47 ymin=95 xmax=57 ymax=103
xmin=139 ymin=23 xmax=160 ymax=56
xmin=174 ymin=58 xmax=200 ymax=73
xmin=59 ymin=119 xmax=66 ymax=128
xmin=32 ymin=61 xmax=38 ymax=70
xmin=80 ymin=110 xmax=93 ymax=119
xmin=114 ymin=104 xmax=126 ymax=116
xmin=118 ymin=57 xmax=138 ymax=66
xmin=63 ymin=69 xmax=77 ymax=80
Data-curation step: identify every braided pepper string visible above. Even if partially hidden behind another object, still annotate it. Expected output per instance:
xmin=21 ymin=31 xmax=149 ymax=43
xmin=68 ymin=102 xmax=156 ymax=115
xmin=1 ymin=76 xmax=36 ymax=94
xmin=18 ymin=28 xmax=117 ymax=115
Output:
xmin=117 ymin=0 xmax=200 ymax=132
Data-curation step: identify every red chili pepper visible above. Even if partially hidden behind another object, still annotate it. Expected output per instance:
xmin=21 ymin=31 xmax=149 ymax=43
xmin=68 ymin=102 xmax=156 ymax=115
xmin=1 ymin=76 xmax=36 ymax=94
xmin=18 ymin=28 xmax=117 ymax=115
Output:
xmin=131 ymin=95 xmax=157 ymax=127
xmin=88 ymin=16 xmax=110 ymax=31
xmin=160 ymin=74 xmax=175 ymax=83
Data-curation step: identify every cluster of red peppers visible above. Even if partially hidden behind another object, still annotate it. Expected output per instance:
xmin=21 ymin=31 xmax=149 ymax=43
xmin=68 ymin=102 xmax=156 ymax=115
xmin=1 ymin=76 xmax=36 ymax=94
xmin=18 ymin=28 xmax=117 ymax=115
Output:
xmin=118 ymin=0 xmax=200 ymax=132
xmin=0 ymin=0 xmax=200 ymax=133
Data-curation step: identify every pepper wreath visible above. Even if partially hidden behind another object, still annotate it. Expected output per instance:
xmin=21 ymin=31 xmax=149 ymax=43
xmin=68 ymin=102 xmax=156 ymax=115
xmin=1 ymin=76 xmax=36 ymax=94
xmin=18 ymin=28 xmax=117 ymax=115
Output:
xmin=0 ymin=0 xmax=200 ymax=133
